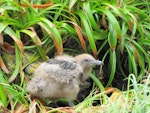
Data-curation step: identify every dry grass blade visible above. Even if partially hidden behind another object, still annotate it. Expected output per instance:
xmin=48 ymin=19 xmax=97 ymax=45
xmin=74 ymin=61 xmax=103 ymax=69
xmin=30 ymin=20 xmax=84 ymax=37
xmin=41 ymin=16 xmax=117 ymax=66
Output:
xmin=76 ymin=10 xmax=98 ymax=57
xmin=72 ymin=18 xmax=87 ymax=52
xmin=4 ymin=27 xmax=24 ymax=55
xmin=1 ymin=42 xmax=15 ymax=54
xmin=38 ymin=19 xmax=63 ymax=55
xmin=69 ymin=0 xmax=77 ymax=12
xmin=0 ymin=56 xmax=9 ymax=74
xmin=20 ymin=3 xmax=53 ymax=9
xmin=0 ymin=106 xmax=10 ymax=113
xmin=14 ymin=104 xmax=29 ymax=113
xmin=57 ymin=107 xmax=76 ymax=113
xmin=0 ymin=33 xmax=3 ymax=45
xmin=29 ymin=27 xmax=42 ymax=46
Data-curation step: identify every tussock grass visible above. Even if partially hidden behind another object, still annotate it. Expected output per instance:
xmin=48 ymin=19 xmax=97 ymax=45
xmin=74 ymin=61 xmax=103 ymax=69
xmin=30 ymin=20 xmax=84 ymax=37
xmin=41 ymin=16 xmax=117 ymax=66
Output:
xmin=75 ymin=74 xmax=150 ymax=113
xmin=0 ymin=0 xmax=150 ymax=112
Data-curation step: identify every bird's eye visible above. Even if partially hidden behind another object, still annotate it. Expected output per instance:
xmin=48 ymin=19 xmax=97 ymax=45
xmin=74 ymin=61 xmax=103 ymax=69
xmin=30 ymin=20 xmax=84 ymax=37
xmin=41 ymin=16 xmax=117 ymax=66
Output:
xmin=85 ymin=59 xmax=90 ymax=62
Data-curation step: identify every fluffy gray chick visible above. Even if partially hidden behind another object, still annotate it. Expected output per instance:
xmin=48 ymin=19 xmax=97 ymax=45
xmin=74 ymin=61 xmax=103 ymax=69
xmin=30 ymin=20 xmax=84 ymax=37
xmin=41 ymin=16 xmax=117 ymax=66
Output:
xmin=26 ymin=54 xmax=103 ymax=106
xmin=26 ymin=54 xmax=82 ymax=106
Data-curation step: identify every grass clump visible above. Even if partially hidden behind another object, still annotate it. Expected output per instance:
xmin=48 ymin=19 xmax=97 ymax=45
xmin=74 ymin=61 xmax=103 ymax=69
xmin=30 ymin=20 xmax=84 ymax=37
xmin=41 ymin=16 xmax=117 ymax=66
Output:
xmin=76 ymin=74 xmax=150 ymax=113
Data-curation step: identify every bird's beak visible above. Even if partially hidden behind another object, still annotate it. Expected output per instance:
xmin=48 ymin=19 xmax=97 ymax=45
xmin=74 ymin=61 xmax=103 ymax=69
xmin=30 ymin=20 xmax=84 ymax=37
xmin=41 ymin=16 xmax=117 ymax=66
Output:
xmin=90 ymin=60 xmax=104 ymax=66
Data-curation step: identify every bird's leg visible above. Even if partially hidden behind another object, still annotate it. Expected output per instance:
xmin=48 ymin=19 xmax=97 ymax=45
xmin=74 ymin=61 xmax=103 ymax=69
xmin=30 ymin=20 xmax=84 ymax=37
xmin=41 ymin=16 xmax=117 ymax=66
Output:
xmin=53 ymin=99 xmax=59 ymax=107
xmin=68 ymin=100 xmax=74 ymax=107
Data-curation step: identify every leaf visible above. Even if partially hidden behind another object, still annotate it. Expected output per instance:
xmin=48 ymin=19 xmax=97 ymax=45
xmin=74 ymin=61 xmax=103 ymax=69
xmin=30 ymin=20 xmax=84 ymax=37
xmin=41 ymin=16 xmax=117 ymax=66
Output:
xmin=106 ymin=50 xmax=116 ymax=87
xmin=3 ymin=27 xmax=24 ymax=55
xmin=8 ymin=45 xmax=21 ymax=83
xmin=14 ymin=104 xmax=28 ymax=113
xmin=76 ymin=10 xmax=98 ymax=57
xmin=1 ymin=42 xmax=15 ymax=54
xmin=21 ymin=28 xmax=42 ymax=46
xmin=97 ymin=7 xmax=122 ymax=42
xmin=0 ymin=106 xmax=10 ymax=113
xmin=108 ymin=22 xmax=117 ymax=50
xmin=105 ymin=87 xmax=119 ymax=95
xmin=83 ymin=106 xmax=105 ymax=113
xmin=0 ymin=84 xmax=8 ymax=107
xmin=21 ymin=28 xmax=47 ymax=61
xmin=69 ymin=0 xmax=77 ymax=11
xmin=72 ymin=18 xmax=87 ymax=52
xmin=0 ymin=34 xmax=3 ymax=46
xmin=57 ymin=107 xmax=76 ymax=113
xmin=127 ymin=12 xmax=138 ymax=36
xmin=0 ymin=56 xmax=9 ymax=74
xmin=38 ymin=18 xmax=63 ymax=55
xmin=0 ymin=23 xmax=9 ymax=33
xmin=131 ymin=39 xmax=150 ymax=71
xmin=83 ymin=2 xmax=99 ymax=31
xmin=90 ymin=73 xmax=105 ymax=92
xmin=125 ymin=43 xmax=138 ymax=76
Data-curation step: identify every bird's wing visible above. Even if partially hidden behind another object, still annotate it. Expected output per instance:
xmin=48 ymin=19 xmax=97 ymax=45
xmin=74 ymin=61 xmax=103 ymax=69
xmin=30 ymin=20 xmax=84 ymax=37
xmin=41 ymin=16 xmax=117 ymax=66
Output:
xmin=46 ymin=59 xmax=76 ymax=70
xmin=38 ymin=59 xmax=83 ymax=83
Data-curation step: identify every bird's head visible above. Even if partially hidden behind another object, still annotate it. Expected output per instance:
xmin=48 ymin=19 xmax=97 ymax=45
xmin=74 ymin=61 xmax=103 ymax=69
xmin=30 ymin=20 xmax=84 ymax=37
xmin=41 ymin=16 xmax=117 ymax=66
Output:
xmin=74 ymin=53 xmax=103 ymax=69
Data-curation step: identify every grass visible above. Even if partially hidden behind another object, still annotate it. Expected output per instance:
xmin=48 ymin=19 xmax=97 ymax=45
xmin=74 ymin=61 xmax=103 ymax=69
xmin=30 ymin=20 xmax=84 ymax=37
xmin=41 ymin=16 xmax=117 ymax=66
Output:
xmin=0 ymin=0 xmax=150 ymax=112
xmin=1 ymin=68 xmax=150 ymax=112
xmin=76 ymin=74 xmax=150 ymax=113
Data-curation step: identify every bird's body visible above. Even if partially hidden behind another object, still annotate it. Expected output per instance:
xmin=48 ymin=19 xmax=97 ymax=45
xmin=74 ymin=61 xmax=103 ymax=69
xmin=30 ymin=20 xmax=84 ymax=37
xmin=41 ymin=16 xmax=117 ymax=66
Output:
xmin=26 ymin=54 xmax=103 ymax=106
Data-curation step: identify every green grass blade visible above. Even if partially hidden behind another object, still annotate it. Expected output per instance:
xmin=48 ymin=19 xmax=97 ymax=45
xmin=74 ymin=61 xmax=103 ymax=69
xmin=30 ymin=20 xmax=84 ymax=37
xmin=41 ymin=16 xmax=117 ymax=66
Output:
xmin=131 ymin=39 xmax=150 ymax=71
xmin=108 ymin=22 xmax=117 ymax=50
xmin=90 ymin=73 xmax=105 ymax=92
xmin=59 ymin=22 xmax=76 ymax=35
xmin=137 ymin=53 xmax=145 ymax=80
xmin=125 ymin=44 xmax=138 ymax=77
xmin=97 ymin=39 xmax=108 ymax=54
xmin=0 ymin=23 xmax=9 ymax=33
xmin=38 ymin=18 xmax=63 ymax=54
xmin=0 ymin=71 xmax=8 ymax=107
xmin=76 ymin=10 xmax=97 ymax=56
xmin=21 ymin=29 xmax=42 ymax=46
xmin=8 ymin=44 xmax=21 ymax=83
xmin=20 ymin=29 xmax=47 ymax=61
xmin=106 ymin=50 xmax=116 ymax=87
xmin=0 ymin=84 xmax=7 ymax=107
xmin=97 ymin=7 xmax=122 ymax=42
xmin=21 ymin=0 xmax=37 ymax=14
xmin=83 ymin=2 xmax=99 ymax=31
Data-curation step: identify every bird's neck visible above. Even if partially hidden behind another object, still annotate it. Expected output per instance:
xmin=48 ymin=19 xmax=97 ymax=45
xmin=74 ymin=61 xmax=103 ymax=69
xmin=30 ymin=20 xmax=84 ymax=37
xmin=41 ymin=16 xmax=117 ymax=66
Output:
xmin=82 ymin=67 xmax=92 ymax=81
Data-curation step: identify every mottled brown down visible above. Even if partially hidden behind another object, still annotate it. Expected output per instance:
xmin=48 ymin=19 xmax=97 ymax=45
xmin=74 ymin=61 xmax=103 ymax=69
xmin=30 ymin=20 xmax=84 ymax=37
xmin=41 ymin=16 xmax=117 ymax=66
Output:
xmin=26 ymin=53 xmax=103 ymax=106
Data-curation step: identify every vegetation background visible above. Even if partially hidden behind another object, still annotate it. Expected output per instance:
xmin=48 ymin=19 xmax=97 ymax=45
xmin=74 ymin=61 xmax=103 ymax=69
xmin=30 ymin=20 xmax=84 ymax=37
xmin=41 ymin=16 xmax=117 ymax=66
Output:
xmin=0 ymin=0 xmax=150 ymax=112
